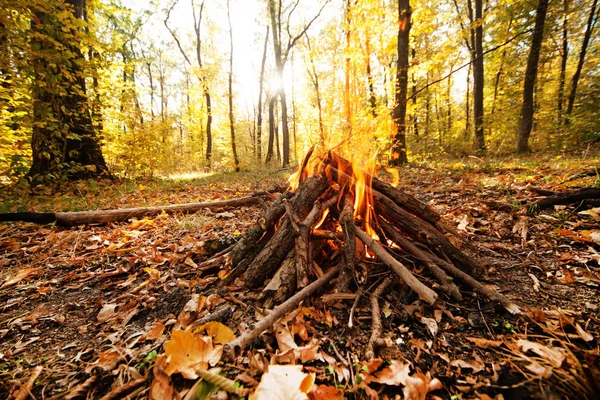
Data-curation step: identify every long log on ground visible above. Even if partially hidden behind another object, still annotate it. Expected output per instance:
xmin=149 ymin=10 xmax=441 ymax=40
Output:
xmin=0 ymin=196 xmax=265 ymax=227
xmin=225 ymin=266 xmax=339 ymax=358
xmin=533 ymin=187 xmax=600 ymax=209
xmin=355 ymin=228 xmax=438 ymax=305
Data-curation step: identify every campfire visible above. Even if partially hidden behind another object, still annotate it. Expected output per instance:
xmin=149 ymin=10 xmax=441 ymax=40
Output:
xmin=222 ymin=148 xmax=521 ymax=358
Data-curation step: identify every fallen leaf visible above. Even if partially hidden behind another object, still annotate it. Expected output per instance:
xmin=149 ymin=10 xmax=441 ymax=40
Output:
xmin=465 ymin=337 xmax=503 ymax=349
xmin=450 ymin=359 xmax=485 ymax=373
xmin=575 ymin=323 xmax=594 ymax=342
xmin=368 ymin=360 xmax=411 ymax=386
xmin=250 ymin=365 xmax=315 ymax=400
xmin=85 ymin=349 xmax=126 ymax=373
xmin=97 ymin=304 xmax=118 ymax=323
xmin=145 ymin=322 xmax=166 ymax=341
xmin=517 ymin=339 xmax=565 ymax=368
xmin=2 ymin=267 xmax=41 ymax=288
xmin=194 ymin=321 xmax=235 ymax=345
xmin=403 ymin=372 xmax=442 ymax=400
xmin=420 ymin=317 xmax=438 ymax=337
xmin=149 ymin=356 xmax=176 ymax=400
xmin=163 ymin=330 xmax=222 ymax=379
xmin=308 ymin=385 xmax=344 ymax=400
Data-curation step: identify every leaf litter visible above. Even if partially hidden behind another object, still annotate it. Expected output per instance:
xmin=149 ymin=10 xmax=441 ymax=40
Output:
xmin=0 ymin=162 xmax=599 ymax=399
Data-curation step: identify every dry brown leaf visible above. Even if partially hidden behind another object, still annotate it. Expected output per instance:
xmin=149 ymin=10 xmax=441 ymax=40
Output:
xmin=2 ymin=267 xmax=41 ymax=288
xmin=149 ymin=356 xmax=177 ymax=400
xmin=97 ymin=304 xmax=118 ymax=323
xmin=145 ymin=322 xmax=166 ymax=341
xmin=163 ymin=329 xmax=222 ymax=379
xmin=420 ymin=317 xmax=438 ymax=337
xmin=308 ymin=385 xmax=344 ymax=400
xmin=402 ymin=372 xmax=443 ymax=400
xmin=250 ymin=365 xmax=315 ymax=400
xmin=194 ymin=321 xmax=236 ymax=345
xmin=368 ymin=360 xmax=411 ymax=386
xmin=516 ymin=339 xmax=565 ymax=367
xmin=85 ymin=349 xmax=126 ymax=373
xmin=465 ymin=337 xmax=503 ymax=349
xmin=449 ymin=359 xmax=485 ymax=373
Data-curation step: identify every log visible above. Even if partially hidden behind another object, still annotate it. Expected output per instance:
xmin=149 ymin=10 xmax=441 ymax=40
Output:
xmin=355 ymin=227 xmax=438 ymax=305
xmin=0 ymin=196 xmax=265 ymax=227
xmin=532 ymin=187 xmax=600 ymax=209
xmin=337 ymin=196 xmax=356 ymax=292
xmin=243 ymin=176 xmax=329 ymax=288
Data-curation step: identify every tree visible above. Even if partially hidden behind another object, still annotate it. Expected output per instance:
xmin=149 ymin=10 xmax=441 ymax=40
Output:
xmin=164 ymin=0 xmax=214 ymax=168
xmin=226 ymin=0 xmax=239 ymax=172
xmin=267 ymin=0 xmax=327 ymax=167
xmin=256 ymin=25 xmax=269 ymax=163
xmin=390 ymin=0 xmax=411 ymax=166
xmin=565 ymin=0 xmax=598 ymax=125
xmin=516 ymin=0 xmax=549 ymax=153
xmin=472 ymin=0 xmax=485 ymax=153
xmin=29 ymin=0 xmax=108 ymax=181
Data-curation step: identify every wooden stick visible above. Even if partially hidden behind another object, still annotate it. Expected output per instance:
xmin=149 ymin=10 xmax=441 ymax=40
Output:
xmin=15 ymin=366 xmax=43 ymax=400
xmin=427 ymin=252 xmax=521 ymax=314
xmin=366 ymin=276 xmax=393 ymax=359
xmin=379 ymin=220 xmax=462 ymax=301
xmin=225 ymin=266 xmax=339 ymax=357
xmin=98 ymin=378 xmax=147 ymax=400
xmin=337 ymin=196 xmax=356 ymax=292
xmin=355 ymin=228 xmax=438 ymax=305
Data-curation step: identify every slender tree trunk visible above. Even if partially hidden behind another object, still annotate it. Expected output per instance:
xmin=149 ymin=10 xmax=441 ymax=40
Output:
xmin=29 ymin=0 xmax=108 ymax=180
xmin=366 ymin=34 xmax=377 ymax=117
xmin=390 ymin=0 xmax=411 ymax=166
xmin=491 ymin=16 xmax=513 ymax=117
xmin=447 ymin=72 xmax=452 ymax=134
xmin=411 ymin=48 xmax=418 ymax=138
xmin=306 ymin=36 xmax=325 ymax=144
xmin=565 ymin=0 xmax=598 ymax=125
xmin=257 ymin=25 xmax=269 ymax=163
xmin=344 ymin=0 xmax=353 ymax=137
xmin=557 ymin=0 xmax=569 ymax=121
xmin=227 ymin=0 xmax=239 ymax=172
xmin=516 ymin=0 xmax=549 ymax=153
xmin=465 ymin=63 xmax=471 ymax=140
xmin=472 ymin=0 xmax=485 ymax=153
xmin=268 ymin=0 xmax=290 ymax=167
xmin=266 ymin=96 xmax=277 ymax=164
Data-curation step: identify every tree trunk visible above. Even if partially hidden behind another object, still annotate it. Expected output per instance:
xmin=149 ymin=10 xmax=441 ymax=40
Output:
xmin=266 ymin=96 xmax=277 ymax=165
xmin=226 ymin=0 xmax=239 ymax=172
xmin=29 ymin=0 xmax=108 ymax=181
xmin=390 ymin=0 xmax=411 ymax=166
xmin=306 ymin=36 xmax=325 ymax=144
xmin=344 ymin=0 xmax=353 ymax=137
xmin=565 ymin=0 xmax=598 ymax=125
xmin=472 ymin=0 xmax=485 ymax=153
xmin=257 ymin=25 xmax=269 ymax=163
xmin=516 ymin=0 xmax=549 ymax=153
xmin=491 ymin=16 xmax=513 ymax=117
xmin=557 ymin=0 xmax=569 ymax=121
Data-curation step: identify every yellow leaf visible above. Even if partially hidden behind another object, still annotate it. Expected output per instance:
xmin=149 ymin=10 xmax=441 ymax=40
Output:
xmin=193 ymin=321 xmax=235 ymax=345
xmin=144 ymin=267 xmax=160 ymax=281
xmin=163 ymin=330 xmax=223 ymax=379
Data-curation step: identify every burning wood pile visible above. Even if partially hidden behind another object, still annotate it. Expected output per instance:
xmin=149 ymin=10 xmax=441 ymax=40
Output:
xmin=223 ymin=149 xmax=521 ymax=358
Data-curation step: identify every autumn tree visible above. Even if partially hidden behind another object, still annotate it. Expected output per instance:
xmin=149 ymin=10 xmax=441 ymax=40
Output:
xmin=516 ymin=0 xmax=549 ymax=153
xmin=390 ymin=0 xmax=411 ymax=165
xmin=29 ymin=0 xmax=108 ymax=181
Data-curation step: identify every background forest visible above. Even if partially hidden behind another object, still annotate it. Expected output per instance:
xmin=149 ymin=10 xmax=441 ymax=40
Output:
xmin=0 ymin=0 xmax=599 ymax=182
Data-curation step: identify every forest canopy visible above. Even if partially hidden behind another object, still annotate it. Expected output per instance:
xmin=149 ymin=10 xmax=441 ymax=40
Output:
xmin=0 ymin=0 xmax=599 ymax=182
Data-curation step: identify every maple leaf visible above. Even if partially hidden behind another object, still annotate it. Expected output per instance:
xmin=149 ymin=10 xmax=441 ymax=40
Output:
xmin=193 ymin=321 xmax=235 ymax=345
xmin=250 ymin=365 xmax=315 ymax=400
xmin=163 ymin=330 xmax=223 ymax=379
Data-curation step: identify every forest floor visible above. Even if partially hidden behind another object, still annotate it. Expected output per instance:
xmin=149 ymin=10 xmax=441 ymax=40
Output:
xmin=0 ymin=152 xmax=599 ymax=399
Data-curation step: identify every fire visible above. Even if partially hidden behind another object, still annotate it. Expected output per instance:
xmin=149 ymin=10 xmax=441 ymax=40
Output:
xmin=288 ymin=149 xmax=379 ymax=238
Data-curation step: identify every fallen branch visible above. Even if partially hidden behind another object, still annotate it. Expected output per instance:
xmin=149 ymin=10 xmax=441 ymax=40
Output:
xmin=98 ymin=378 xmax=147 ymax=400
xmin=366 ymin=276 xmax=393 ymax=359
xmin=225 ymin=266 xmax=339 ymax=358
xmin=355 ymin=227 xmax=438 ymax=305
xmin=532 ymin=187 xmax=600 ymax=209
xmin=0 ymin=196 xmax=265 ymax=227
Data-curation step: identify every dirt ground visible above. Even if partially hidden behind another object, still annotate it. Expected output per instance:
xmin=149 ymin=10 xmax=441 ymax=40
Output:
xmin=0 ymin=157 xmax=599 ymax=399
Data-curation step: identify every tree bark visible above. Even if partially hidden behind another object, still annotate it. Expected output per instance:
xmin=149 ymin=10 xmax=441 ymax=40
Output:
xmin=557 ymin=0 xmax=569 ymax=121
xmin=565 ymin=0 xmax=598 ymax=125
xmin=390 ymin=0 xmax=411 ymax=166
xmin=29 ymin=0 xmax=108 ymax=181
xmin=226 ymin=0 xmax=239 ymax=172
xmin=266 ymin=96 xmax=277 ymax=165
xmin=257 ymin=25 xmax=269 ymax=163
xmin=472 ymin=0 xmax=485 ymax=153
xmin=516 ymin=0 xmax=549 ymax=153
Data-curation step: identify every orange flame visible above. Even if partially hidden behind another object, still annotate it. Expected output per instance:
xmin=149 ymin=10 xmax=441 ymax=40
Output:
xmin=288 ymin=150 xmax=379 ymax=239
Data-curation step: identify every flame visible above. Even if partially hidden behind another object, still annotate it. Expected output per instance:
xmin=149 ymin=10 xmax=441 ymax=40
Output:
xmin=288 ymin=150 xmax=379 ymax=239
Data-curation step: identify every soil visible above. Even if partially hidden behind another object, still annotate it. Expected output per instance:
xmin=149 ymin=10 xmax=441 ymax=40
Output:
xmin=0 ymin=163 xmax=598 ymax=399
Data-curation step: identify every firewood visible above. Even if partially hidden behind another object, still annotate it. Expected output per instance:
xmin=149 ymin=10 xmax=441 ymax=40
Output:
xmin=355 ymin=227 xmax=438 ymax=305
xmin=366 ymin=276 xmax=393 ymax=359
xmin=337 ymin=196 xmax=356 ymax=292
xmin=225 ymin=266 xmax=339 ymax=358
